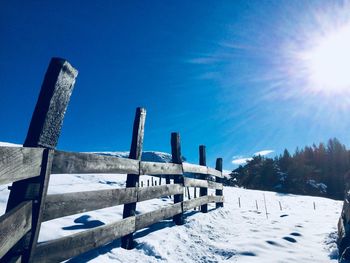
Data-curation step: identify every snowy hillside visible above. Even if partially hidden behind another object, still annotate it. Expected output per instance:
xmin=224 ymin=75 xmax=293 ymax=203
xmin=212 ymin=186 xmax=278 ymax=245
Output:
xmin=0 ymin=143 xmax=343 ymax=262
xmin=93 ymin=151 xmax=173 ymax=163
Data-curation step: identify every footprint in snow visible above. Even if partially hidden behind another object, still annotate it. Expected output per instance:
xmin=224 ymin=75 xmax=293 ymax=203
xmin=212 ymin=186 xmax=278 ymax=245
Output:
xmin=280 ymin=214 xmax=289 ymax=218
xmin=266 ymin=240 xmax=283 ymax=247
xmin=239 ymin=251 xmax=257 ymax=257
xmin=283 ymin=236 xmax=297 ymax=243
xmin=290 ymin=232 xmax=302 ymax=237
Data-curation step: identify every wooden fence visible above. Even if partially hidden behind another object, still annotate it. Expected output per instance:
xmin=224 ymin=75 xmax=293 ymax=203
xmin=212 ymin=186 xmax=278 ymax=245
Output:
xmin=0 ymin=58 xmax=224 ymax=263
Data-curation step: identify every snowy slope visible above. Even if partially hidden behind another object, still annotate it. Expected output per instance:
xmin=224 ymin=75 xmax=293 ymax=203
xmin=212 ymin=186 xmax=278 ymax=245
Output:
xmin=93 ymin=151 xmax=173 ymax=163
xmin=0 ymin=142 xmax=343 ymax=262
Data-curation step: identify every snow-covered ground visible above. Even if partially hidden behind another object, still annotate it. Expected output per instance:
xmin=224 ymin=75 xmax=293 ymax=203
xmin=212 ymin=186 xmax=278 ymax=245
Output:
xmin=0 ymin=143 xmax=343 ymax=262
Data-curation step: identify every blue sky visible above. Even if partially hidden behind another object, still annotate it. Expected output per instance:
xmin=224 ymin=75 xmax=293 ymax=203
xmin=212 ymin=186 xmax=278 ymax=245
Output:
xmin=2 ymin=0 xmax=350 ymax=170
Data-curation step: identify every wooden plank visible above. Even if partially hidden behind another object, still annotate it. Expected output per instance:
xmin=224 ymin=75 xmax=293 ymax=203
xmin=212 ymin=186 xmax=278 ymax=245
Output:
xmin=43 ymin=188 xmax=138 ymax=221
xmin=138 ymin=184 xmax=183 ymax=202
xmin=140 ymin=161 xmax=182 ymax=175
xmin=0 ymin=146 xmax=44 ymax=185
xmin=0 ymin=201 xmax=32 ymax=258
xmin=208 ymin=180 xmax=223 ymax=190
xmin=207 ymin=167 xmax=223 ymax=178
xmin=184 ymin=177 xmax=208 ymax=188
xmin=183 ymin=196 xmax=209 ymax=212
xmin=52 ymin=150 xmax=139 ymax=174
xmin=23 ymin=57 xmax=78 ymax=149
xmin=182 ymin=163 xmax=208 ymax=174
xmin=135 ymin=203 xmax=182 ymax=230
xmin=208 ymin=195 xmax=224 ymax=203
xmin=5 ymin=58 xmax=78 ymax=262
xmin=171 ymin=132 xmax=184 ymax=225
xmin=121 ymin=107 xmax=146 ymax=250
xmin=215 ymin=158 xmax=224 ymax=208
xmin=27 ymin=150 xmax=54 ymax=263
xmin=199 ymin=145 xmax=208 ymax=213
xmin=8 ymin=255 xmax=22 ymax=263
xmin=31 ymin=216 xmax=135 ymax=263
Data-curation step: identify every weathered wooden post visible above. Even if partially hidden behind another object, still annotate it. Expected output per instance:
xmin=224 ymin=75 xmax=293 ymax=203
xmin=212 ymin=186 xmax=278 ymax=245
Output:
xmin=172 ymin=132 xmax=184 ymax=225
xmin=199 ymin=145 xmax=208 ymax=213
xmin=4 ymin=58 xmax=78 ymax=263
xmin=121 ymin=107 xmax=146 ymax=250
xmin=215 ymin=158 xmax=224 ymax=208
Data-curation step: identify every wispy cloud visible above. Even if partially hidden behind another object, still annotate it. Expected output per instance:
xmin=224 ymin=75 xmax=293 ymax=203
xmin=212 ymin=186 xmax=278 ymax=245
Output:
xmin=186 ymin=57 xmax=220 ymax=65
xmin=231 ymin=149 xmax=274 ymax=166
xmin=253 ymin=150 xmax=274 ymax=156
xmin=232 ymin=157 xmax=253 ymax=165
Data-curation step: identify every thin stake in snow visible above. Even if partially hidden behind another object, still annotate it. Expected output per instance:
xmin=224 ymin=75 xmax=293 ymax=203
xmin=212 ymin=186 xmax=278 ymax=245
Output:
xmin=263 ymin=194 xmax=268 ymax=219
xmin=187 ymin=187 xmax=191 ymax=200
xmin=279 ymin=201 xmax=282 ymax=211
xmin=313 ymin=201 xmax=316 ymax=210
xmin=147 ymin=179 xmax=149 ymax=187
xmin=256 ymin=200 xmax=259 ymax=211
xmin=159 ymin=177 xmax=161 ymax=185
xmin=141 ymin=181 xmax=143 ymax=187
xmin=238 ymin=197 xmax=241 ymax=208
xmin=151 ymin=177 xmax=154 ymax=186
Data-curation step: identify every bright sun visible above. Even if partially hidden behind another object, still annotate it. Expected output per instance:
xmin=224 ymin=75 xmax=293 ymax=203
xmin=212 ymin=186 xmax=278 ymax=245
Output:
xmin=301 ymin=24 xmax=350 ymax=94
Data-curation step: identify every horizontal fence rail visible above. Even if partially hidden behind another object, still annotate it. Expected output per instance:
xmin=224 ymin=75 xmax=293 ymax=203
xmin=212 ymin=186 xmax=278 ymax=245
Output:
xmin=32 ymin=195 xmax=224 ymax=263
xmin=0 ymin=58 xmax=224 ymax=263
xmin=0 ymin=147 xmax=223 ymax=178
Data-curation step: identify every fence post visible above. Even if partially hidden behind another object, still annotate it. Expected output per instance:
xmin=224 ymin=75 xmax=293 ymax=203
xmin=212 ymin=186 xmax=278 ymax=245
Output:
xmin=215 ymin=158 xmax=224 ymax=208
xmin=172 ymin=132 xmax=184 ymax=225
xmin=121 ymin=107 xmax=146 ymax=250
xmin=199 ymin=145 xmax=208 ymax=213
xmin=4 ymin=58 xmax=78 ymax=262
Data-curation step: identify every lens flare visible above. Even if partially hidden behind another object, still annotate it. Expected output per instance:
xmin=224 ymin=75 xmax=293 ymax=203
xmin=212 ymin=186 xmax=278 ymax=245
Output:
xmin=300 ymin=23 xmax=350 ymax=94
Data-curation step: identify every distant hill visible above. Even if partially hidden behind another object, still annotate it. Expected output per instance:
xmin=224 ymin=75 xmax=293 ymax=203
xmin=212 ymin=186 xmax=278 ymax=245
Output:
xmin=92 ymin=151 xmax=173 ymax=163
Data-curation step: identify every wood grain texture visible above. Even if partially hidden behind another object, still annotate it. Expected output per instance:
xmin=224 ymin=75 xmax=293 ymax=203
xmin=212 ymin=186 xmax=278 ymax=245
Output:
xmin=42 ymin=188 xmax=138 ymax=221
xmin=24 ymin=58 xmax=78 ymax=149
xmin=0 ymin=146 xmax=44 ymax=185
xmin=183 ymin=196 xmax=209 ymax=212
xmin=171 ymin=132 xmax=184 ymax=225
xmin=208 ymin=195 xmax=224 ymax=203
xmin=32 ymin=217 xmax=135 ymax=263
xmin=184 ymin=177 xmax=208 ymax=188
xmin=52 ymin=150 xmax=139 ymax=174
xmin=207 ymin=181 xmax=223 ymax=190
xmin=122 ymin=107 xmax=146 ymax=250
xmin=135 ymin=203 xmax=182 ymax=230
xmin=199 ymin=145 xmax=208 ymax=213
xmin=140 ymin=161 xmax=182 ymax=175
xmin=137 ymin=184 xmax=183 ymax=202
xmin=215 ymin=158 xmax=224 ymax=208
xmin=207 ymin=167 xmax=222 ymax=178
xmin=182 ymin=163 xmax=208 ymax=174
xmin=0 ymin=201 xmax=32 ymax=258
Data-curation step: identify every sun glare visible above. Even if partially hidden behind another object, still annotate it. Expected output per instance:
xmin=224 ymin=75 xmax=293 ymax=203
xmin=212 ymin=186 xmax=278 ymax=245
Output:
xmin=301 ymin=24 xmax=350 ymax=94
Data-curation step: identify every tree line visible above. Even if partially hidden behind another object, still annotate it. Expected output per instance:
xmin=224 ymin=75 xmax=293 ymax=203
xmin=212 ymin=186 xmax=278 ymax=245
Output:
xmin=224 ymin=138 xmax=350 ymax=200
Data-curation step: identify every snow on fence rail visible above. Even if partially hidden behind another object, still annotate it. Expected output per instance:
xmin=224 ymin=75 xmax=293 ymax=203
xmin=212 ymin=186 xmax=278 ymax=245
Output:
xmin=0 ymin=58 xmax=224 ymax=263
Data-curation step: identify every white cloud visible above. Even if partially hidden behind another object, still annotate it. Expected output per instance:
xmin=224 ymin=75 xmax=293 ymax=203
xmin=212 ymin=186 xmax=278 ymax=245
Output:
xmin=231 ymin=150 xmax=274 ymax=166
xmin=232 ymin=157 xmax=252 ymax=165
xmin=253 ymin=150 xmax=274 ymax=156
